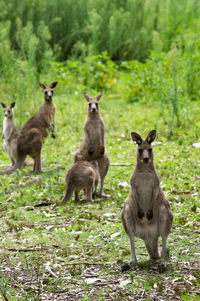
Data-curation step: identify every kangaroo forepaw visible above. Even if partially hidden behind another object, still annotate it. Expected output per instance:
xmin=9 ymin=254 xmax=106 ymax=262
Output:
xmin=100 ymin=146 xmax=105 ymax=155
xmin=138 ymin=208 xmax=144 ymax=219
xmin=146 ymin=210 xmax=153 ymax=220
xmin=88 ymin=148 xmax=94 ymax=155
xmin=158 ymin=264 xmax=166 ymax=273
xmin=121 ymin=261 xmax=137 ymax=272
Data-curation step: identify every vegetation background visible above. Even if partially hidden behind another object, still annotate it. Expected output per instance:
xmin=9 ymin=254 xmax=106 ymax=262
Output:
xmin=0 ymin=0 xmax=199 ymax=300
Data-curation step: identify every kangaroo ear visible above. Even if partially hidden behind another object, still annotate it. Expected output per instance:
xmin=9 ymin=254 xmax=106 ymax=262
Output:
xmin=84 ymin=93 xmax=91 ymax=102
xmin=50 ymin=81 xmax=58 ymax=89
xmin=96 ymin=92 xmax=103 ymax=101
xmin=39 ymin=83 xmax=46 ymax=89
xmin=131 ymin=132 xmax=143 ymax=145
xmin=1 ymin=102 xmax=6 ymax=108
xmin=146 ymin=130 xmax=156 ymax=144
xmin=10 ymin=102 xmax=16 ymax=108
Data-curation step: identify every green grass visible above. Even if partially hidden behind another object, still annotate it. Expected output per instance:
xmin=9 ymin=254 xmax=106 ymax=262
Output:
xmin=0 ymin=88 xmax=199 ymax=300
xmin=0 ymin=1 xmax=200 ymax=298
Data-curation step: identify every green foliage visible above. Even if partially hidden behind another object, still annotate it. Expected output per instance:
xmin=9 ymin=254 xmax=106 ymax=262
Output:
xmin=51 ymin=52 xmax=116 ymax=92
xmin=0 ymin=0 xmax=200 ymax=61
xmin=0 ymin=0 xmax=199 ymax=137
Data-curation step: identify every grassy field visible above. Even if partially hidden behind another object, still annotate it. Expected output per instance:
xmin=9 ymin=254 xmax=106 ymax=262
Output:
xmin=0 ymin=0 xmax=199 ymax=299
xmin=0 ymin=88 xmax=199 ymax=300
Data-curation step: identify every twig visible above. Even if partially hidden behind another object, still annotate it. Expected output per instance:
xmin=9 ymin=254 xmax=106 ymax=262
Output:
xmin=65 ymin=262 xmax=106 ymax=266
xmin=46 ymin=263 xmax=58 ymax=278
xmin=170 ymin=190 xmax=191 ymax=195
xmin=110 ymin=163 xmax=133 ymax=166
xmin=34 ymin=202 xmax=54 ymax=208
xmin=0 ymin=165 xmax=11 ymax=169
xmin=5 ymin=247 xmax=50 ymax=252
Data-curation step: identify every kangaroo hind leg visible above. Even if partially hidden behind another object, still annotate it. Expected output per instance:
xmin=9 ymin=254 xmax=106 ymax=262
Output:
xmin=97 ymin=154 xmax=109 ymax=197
xmin=86 ymin=185 xmax=93 ymax=202
xmin=121 ymin=210 xmax=137 ymax=272
xmin=33 ymin=152 xmax=42 ymax=173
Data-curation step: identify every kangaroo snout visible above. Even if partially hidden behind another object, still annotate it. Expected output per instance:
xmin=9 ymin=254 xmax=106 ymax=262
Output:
xmin=45 ymin=92 xmax=52 ymax=100
xmin=143 ymin=149 xmax=149 ymax=163
xmin=91 ymin=103 xmax=97 ymax=112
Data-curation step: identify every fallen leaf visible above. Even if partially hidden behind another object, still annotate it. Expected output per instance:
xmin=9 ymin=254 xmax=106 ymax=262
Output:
xmin=192 ymin=142 xmax=200 ymax=148
xmin=110 ymin=232 xmax=121 ymax=239
xmin=85 ymin=278 xmax=101 ymax=284
xmin=103 ymin=213 xmax=116 ymax=217
xmin=75 ymin=234 xmax=80 ymax=241
xmin=119 ymin=279 xmax=131 ymax=288
xmin=117 ymin=181 xmax=129 ymax=189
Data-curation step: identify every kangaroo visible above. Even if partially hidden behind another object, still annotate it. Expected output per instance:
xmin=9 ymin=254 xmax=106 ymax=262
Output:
xmin=1 ymin=102 xmax=19 ymax=166
xmin=74 ymin=93 xmax=109 ymax=196
xmin=121 ymin=130 xmax=173 ymax=272
xmin=61 ymin=160 xmax=99 ymax=203
xmin=0 ymin=82 xmax=58 ymax=175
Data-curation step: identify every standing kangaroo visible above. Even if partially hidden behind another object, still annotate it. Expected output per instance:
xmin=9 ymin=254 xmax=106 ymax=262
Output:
xmin=0 ymin=82 xmax=58 ymax=175
xmin=61 ymin=160 xmax=99 ymax=203
xmin=1 ymin=102 xmax=19 ymax=165
xmin=121 ymin=130 xmax=173 ymax=272
xmin=74 ymin=93 xmax=109 ymax=196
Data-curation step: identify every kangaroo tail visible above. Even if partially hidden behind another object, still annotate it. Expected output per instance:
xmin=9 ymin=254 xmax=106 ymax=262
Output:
xmin=62 ymin=186 xmax=74 ymax=204
xmin=0 ymin=154 xmax=26 ymax=175
xmin=144 ymin=239 xmax=160 ymax=259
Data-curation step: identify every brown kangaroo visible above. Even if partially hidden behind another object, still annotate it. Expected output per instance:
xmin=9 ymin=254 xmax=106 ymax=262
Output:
xmin=0 ymin=82 xmax=58 ymax=174
xmin=1 ymin=102 xmax=19 ymax=166
xmin=121 ymin=130 xmax=173 ymax=272
xmin=61 ymin=160 xmax=99 ymax=203
xmin=74 ymin=93 xmax=109 ymax=196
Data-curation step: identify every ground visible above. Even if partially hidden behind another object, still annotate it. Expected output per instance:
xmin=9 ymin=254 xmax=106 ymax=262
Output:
xmin=0 ymin=96 xmax=199 ymax=300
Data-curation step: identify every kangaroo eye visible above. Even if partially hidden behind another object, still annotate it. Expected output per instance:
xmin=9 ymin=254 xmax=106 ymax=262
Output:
xmin=51 ymin=90 xmax=54 ymax=95
xmin=139 ymin=149 xmax=142 ymax=154
xmin=8 ymin=110 xmax=10 ymax=113
xmin=45 ymin=91 xmax=48 ymax=95
xmin=96 ymin=103 xmax=98 ymax=109
xmin=149 ymin=148 xmax=152 ymax=153
xmin=89 ymin=103 xmax=91 ymax=108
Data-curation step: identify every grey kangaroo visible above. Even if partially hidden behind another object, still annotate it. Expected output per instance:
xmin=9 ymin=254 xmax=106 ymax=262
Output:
xmin=121 ymin=130 xmax=173 ymax=272
xmin=1 ymin=102 xmax=19 ymax=165
xmin=74 ymin=93 xmax=109 ymax=196
xmin=0 ymin=82 xmax=58 ymax=174
xmin=61 ymin=160 xmax=99 ymax=203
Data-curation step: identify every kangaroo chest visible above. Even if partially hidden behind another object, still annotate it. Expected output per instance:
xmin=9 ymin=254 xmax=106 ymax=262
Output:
xmin=3 ymin=118 xmax=12 ymax=140
xmin=50 ymin=104 xmax=55 ymax=122
xmin=46 ymin=104 xmax=55 ymax=124
xmin=133 ymin=173 xmax=156 ymax=205
xmin=85 ymin=119 xmax=104 ymax=140
xmin=87 ymin=118 xmax=103 ymax=129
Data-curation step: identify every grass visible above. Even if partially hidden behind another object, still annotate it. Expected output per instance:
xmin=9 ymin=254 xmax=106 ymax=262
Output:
xmin=0 ymin=89 xmax=199 ymax=300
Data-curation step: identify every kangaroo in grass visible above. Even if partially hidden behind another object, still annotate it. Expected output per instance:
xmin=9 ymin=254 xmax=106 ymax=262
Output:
xmin=74 ymin=92 xmax=109 ymax=196
xmin=61 ymin=160 xmax=99 ymax=203
xmin=121 ymin=130 xmax=173 ymax=272
xmin=1 ymin=102 xmax=19 ymax=165
xmin=0 ymin=82 xmax=58 ymax=175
